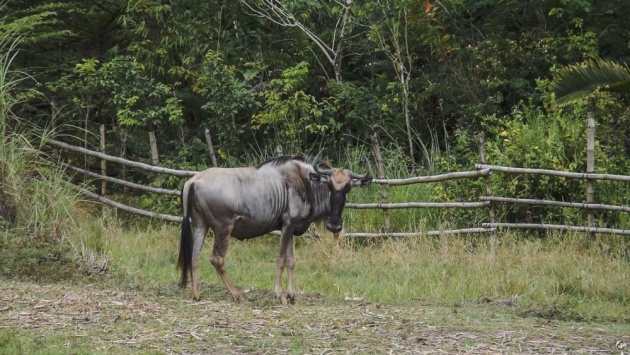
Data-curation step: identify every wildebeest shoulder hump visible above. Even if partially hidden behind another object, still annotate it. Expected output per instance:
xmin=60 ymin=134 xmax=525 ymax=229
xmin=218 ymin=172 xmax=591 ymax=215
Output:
xmin=256 ymin=155 xmax=305 ymax=169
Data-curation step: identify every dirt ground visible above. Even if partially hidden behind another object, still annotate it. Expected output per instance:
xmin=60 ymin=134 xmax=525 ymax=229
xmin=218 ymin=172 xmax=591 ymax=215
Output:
xmin=0 ymin=280 xmax=628 ymax=354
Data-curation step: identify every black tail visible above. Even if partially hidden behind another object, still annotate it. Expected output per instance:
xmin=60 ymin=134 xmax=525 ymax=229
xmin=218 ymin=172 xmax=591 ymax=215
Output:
xmin=177 ymin=183 xmax=196 ymax=288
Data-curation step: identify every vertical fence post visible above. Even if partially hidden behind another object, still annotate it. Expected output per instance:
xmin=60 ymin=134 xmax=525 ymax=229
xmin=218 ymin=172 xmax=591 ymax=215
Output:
xmin=100 ymin=124 xmax=107 ymax=215
xmin=204 ymin=128 xmax=219 ymax=167
xmin=148 ymin=130 xmax=159 ymax=165
xmin=478 ymin=134 xmax=495 ymax=226
xmin=586 ymin=114 xmax=596 ymax=236
xmin=370 ymin=133 xmax=391 ymax=230
xmin=50 ymin=102 xmax=57 ymax=140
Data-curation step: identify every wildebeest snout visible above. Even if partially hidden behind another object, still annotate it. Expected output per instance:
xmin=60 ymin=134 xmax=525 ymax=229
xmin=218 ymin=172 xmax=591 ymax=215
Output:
xmin=325 ymin=217 xmax=343 ymax=233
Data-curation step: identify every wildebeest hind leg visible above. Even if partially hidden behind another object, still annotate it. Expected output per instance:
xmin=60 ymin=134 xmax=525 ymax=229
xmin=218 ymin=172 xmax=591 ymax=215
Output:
xmin=210 ymin=227 xmax=244 ymax=302
xmin=191 ymin=223 xmax=208 ymax=301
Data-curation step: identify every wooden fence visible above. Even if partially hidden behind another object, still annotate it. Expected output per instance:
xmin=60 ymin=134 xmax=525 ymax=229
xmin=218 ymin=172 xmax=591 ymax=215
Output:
xmin=47 ymin=127 xmax=630 ymax=237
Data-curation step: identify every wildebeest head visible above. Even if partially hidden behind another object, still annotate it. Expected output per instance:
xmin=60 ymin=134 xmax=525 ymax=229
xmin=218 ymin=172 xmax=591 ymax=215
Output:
xmin=309 ymin=159 xmax=372 ymax=233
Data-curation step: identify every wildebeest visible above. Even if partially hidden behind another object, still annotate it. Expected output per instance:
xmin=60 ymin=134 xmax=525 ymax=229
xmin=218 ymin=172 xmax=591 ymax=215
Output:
xmin=177 ymin=155 xmax=371 ymax=304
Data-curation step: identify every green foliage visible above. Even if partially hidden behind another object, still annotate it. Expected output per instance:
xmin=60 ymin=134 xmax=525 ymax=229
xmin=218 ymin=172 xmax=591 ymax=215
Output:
xmin=54 ymin=56 xmax=183 ymax=127
xmin=484 ymin=105 xmax=588 ymax=225
xmin=252 ymin=62 xmax=340 ymax=152
xmin=0 ymin=122 xmax=81 ymax=241
xmin=0 ymin=3 xmax=78 ymax=45
xmin=486 ymin=105 xmax=587 ymax=172
xmin=4 ymin=0 xmax=630 ymax=169
xmin=327 ymin=81 xmax=380 ymax=138
xmin=550 ymin=58 xmax=630 ymax=105
xmin=1 ymin=0 xmax=628 ymax=149
xmin=1 ymin=28 xmax=78 ymax=237
xmin=476 ymin=98 xmax=629 ymax=226
xmin=0 ymin=27 xmax=94 ymax=285
xmin=194 ymin=51 xmax=259 ymax=146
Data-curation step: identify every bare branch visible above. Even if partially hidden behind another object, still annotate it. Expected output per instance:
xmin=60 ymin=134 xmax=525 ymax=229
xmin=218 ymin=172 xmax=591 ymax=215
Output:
xmin=240 ymin=0 xmax=352 ymax=82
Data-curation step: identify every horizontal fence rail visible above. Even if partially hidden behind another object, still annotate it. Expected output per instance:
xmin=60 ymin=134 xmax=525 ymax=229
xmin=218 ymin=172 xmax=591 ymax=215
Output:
xmin=483 ymin=223 xmax=630 ymax=236
xmin=373 ymin=169 xmax=492 ymax=185
xmin=65 ymin=182 xmax=183 ymax=223
xmin=346 ymin=201 xmax=490 ymax=209
xmin=480 ymin=196 xmax=630 ymax=213
xmin=49 ymin=139 xmax=197 ymax=177
xmin=345 ymin=228 xmax=496 ymax=238
xmin=476 ymin=163 xmax=630 ymax=182
xmin=49 ymin=137 xmax=630 ymax=237
xmin=63 ymin=163 xmax=181 ymax=196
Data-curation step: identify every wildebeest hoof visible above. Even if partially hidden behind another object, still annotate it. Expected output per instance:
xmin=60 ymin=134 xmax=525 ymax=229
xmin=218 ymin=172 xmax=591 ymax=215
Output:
xmin=287 ymin=293 xmax=296 ymax=305
xmin=276 ymin=293 xmax=288 ymax=306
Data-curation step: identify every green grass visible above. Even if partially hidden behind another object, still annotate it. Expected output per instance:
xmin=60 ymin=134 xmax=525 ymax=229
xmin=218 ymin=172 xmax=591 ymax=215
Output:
xmin=0 ymin=329 xmax=99 ymax=355
xmin=67 ymin=218 xmax=629 ymax=323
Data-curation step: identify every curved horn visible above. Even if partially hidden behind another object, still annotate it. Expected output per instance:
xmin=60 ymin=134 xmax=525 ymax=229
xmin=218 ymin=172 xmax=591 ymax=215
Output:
xmin=349 ymin=157 xmax=372 ymax=179
xmin=313 ymin=159 xmax=336 ymax=176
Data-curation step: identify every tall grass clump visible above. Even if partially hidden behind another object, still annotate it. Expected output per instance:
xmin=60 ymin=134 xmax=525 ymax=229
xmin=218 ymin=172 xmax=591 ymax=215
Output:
xmin=332 ymin=142 xmax=442 ymax=233
xmin=0 ymin=28 xmax=87 ymax=282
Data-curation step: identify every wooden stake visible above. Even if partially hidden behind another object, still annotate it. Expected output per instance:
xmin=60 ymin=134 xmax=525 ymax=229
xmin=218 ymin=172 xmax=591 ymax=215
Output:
xmin=586 ymin=114 xmax=595 ymax=235
xmin=100 ymin=124 xmax=107 ymax=214
xmin=204 ymin=128 xmax=218 ymax=167
xmin=478 ymin=134 xmax=495 ymax=225
xmin=148 ymin=130 xmax=159 ymax=165
xmin=371 ymin=133 xmax=391 ymax=230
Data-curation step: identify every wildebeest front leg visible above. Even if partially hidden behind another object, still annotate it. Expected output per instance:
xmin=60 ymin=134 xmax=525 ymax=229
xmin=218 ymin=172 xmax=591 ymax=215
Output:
xmin=275 ymin=229 xmax=295 ymax=305
xmin=285 ymin=236 xmax=296 ymax=304
xmin=210 ymin=226 xmax=244 ymax=303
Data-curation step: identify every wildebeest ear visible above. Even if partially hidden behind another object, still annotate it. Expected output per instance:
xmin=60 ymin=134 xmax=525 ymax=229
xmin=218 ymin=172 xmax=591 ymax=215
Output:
xmin=309 ymin=172 xmax=330 ymax=183
xmin=351 ymin=176 xmax=372 ymax=187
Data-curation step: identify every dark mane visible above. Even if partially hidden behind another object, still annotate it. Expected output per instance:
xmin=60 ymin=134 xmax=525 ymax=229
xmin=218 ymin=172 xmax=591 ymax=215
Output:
xmin=256 ymin=155 xmax=305 ymax=168
xmin=256 ymin=155 xmax=332 ymax=169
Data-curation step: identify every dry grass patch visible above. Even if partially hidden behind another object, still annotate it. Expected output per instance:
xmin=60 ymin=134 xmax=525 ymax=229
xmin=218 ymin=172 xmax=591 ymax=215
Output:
xmin=1 ymin=280 xmax=628 ymax=354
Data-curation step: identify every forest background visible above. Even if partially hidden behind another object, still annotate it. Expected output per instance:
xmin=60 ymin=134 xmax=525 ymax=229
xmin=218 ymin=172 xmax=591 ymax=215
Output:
xmin=1 ymin=3 xmax=630 ymax=345
xmin=1 ymin=0 xmax=630 ymax=228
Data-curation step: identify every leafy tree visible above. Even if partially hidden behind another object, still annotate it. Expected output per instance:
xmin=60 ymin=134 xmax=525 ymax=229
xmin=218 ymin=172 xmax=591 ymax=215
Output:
xmin=252 ymin=61 xmax=339 ymax=153
xmin=549 ymin=58 xmax=630 ymax=159
xmin=550 ymin=58 xmax=630 ymax=105
xmin=194 ymin=50 xmax=259 ymax=159
xmin=117 ymin=0 xmax=267 ymax=161
xmin=3 ymin=0 xmax=630 ymax=169
xmin=241 ymin=0 xmax=354 ymax=83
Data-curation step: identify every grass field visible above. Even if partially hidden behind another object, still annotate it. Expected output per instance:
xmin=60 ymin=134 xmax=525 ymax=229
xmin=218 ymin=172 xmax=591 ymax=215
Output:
xmin=0 ymin=218 xmax=630 ymax=354
xmin=1 ymin=278 xmax=628 ymax=354
xmin=4 ymin=218 xmax=629 ymax=354
xmin=0 ymin=214 xmax=629 ymax=355
xmin=77 ymin=220 xmax=629 ymax=320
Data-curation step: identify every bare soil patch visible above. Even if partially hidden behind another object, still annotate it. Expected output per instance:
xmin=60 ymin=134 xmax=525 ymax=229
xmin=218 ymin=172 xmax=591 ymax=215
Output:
xmin=0 ymin=280 xmax=627 ymax=354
